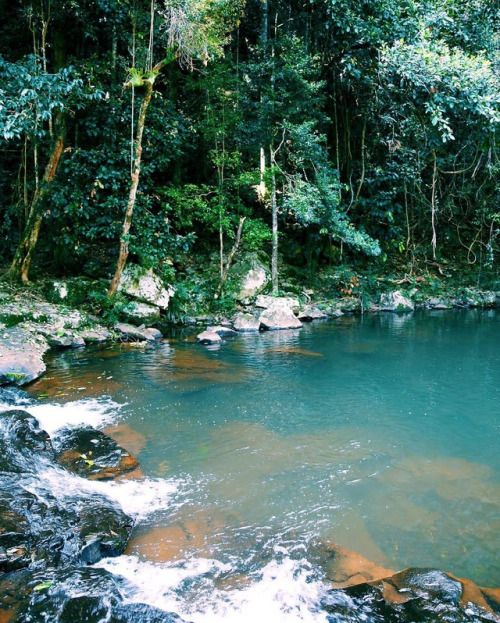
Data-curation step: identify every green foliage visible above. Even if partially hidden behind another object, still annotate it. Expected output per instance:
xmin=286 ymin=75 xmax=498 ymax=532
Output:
xmin=0 ymin=55 xmax=102 ymax=141
xmin=0 ymin=0 xmax=497 ymax=300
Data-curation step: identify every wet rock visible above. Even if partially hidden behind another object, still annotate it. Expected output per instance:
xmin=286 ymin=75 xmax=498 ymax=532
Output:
xmin=121 ymin=301 xmax=161 ymax=325
xmin=427 ymin=297 xmax=453 ymax=310
xmin=322 ymin=567 xmax=500 ymax=623
xmin=53 ymin=427 xmax=139 ymax=481
xmin=259 ymin=302 xmax=303 ymax=331
xmin=114 ymin=323 xmax=162 ymax=342
xmin=0 ymin=386 xmax=33 ymax=407
xmin=0 ymin=411 xmax=133 ymax=571
xmin=0 ymin=410 xmax=54 ymax=473
xmin=238 ymin=264 xmax=268 ymax=301
xmin=233 ymin=312 xmax=261 ymax=332
xmin=144 ymin=327 xmax=163 ymax=340
xmin=8 ymin=566 xmax=187 ymax=623
xmin=80 ymin=327 xmax=112 ymax=344
xmin=0 ymin=327 xmax=49 ymax=386
xmin=33 ymin=324 xmax=85 ymax=348
xmin=379 ymin=291 xmax=415 ymax=312
xmin=453 ymin=289 xmax=497 ymax=309
xmin=118 ymin=264 xmax=174 ymax=310
xmin=298 ymin=305 xmax=328 ymax=321
xmin=313 ymin=542 xmax=394 ymax=589
xmin=336 ymin=297 xmax=361 ymax=313
xmin=255 ymin=295 xmax=300 ymax=312
xmin=196 ymin=330 xmax=222 ymax=345
xmin=206 ymin=325 xmax=237 ymax=337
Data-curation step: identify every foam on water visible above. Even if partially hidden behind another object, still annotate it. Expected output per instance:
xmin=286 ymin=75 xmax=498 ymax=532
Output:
xmin=97 ymin=553 xmax=330 ymax=623
xmin=0 ymin=397 xmax=122 ymax=434
xmin=31 ymin=466 xmax=179 ymax=519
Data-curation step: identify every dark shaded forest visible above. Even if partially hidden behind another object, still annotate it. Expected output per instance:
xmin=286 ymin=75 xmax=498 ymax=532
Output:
xmin=0 ymin=0 xmax=498 ymax=312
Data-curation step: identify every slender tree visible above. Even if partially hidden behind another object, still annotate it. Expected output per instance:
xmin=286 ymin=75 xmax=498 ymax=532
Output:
xmin=108 ymin=0 xmax=245 ymax=296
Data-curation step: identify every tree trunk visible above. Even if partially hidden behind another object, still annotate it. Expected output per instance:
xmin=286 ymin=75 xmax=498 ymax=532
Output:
xmin=217 ymin=216 xmax=246 ymax=297
xmin=270 ymin=147 xmax=278 ymax=295
xmin=108 ymin=81 xmax=153 ymax=296
xmin=4 ymin=129 xmax=65 ymax=284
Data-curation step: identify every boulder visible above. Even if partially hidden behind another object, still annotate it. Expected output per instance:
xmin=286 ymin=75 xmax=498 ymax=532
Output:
xmin=454 ymin=289 xmax=497 ymax=308
xmin=0 ymin=409 xmax=54 ymax=474
xmin=255 ymin=295 xmax=300 ymax=313
xmin=118 ymin=264 xmax=174 ymax=310
xmin=298 ymin=305 xmax=328 ymax=321
xmin=0 ymin=327 xmax=49 ymax=386
xmin=0 ymin=410 xmax=134 ymax=571
xmin=80 ymin=327 xmax=112 ymax=344
xmin=379 ymin=291 xmax=415 ymax=312
xmin=206 ymin=325 xmax=237 ymax=337
xmin=233 ymin=312 xmax=261 ymax=332
xmin=114 ymin=323 xmax=162 ymax=342
xmin=322 ymin=567 xmax=500 ymax=622
xmin=238 ymin=265 xmax=268 ymax=301
xmin=53 ymin=427 xmax=139 ymax=481
xmin=196 ymin=330 xmax=222 ymax=344
xmin=34 ymin=324 xmax=85 ymax=348
xmin=259 ymin=304 xmax=303 ymax=331
xmin=3 ymin=567 xmax=186 ymax=623
xmin=121 ymin=301 xmax=161 ymax=325
xmin=427 ymin=297 xmax=453 ymax=310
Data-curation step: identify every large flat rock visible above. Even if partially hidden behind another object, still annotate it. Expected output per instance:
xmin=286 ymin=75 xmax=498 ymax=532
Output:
xmin=0 ymin=327 xmax=49 ymax=385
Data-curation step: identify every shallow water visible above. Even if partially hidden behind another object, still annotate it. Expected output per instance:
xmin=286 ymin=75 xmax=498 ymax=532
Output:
xmin=12 ymin=310 xmax=500 ymax=621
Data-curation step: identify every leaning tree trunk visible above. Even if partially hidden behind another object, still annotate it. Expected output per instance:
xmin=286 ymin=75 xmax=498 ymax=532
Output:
xmin=4 ymin=128 xmax=65 ymax=284
xmin=108 ymin=80 xmax=153 ymax=297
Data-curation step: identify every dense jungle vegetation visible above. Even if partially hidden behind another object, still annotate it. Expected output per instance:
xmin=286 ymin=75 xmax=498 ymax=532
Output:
xmin=0 ymin=0 xmax=498 ymax=314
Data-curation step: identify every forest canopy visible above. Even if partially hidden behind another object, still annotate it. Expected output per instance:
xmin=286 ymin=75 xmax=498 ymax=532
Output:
xmin=0 ymin=0 xmax=498 ymax=303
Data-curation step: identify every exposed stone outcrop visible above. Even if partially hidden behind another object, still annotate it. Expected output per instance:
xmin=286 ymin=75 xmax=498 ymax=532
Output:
xmin=206 ymin=325 xmax=238 ymax=337
xmin=118 ymin=264 xmax=174 ymax=310
xmin=233 ymin=312 xmax=261 ymax=332
xmin=379 ymin=290 xmax=415 ymax=312
xmin=238 ymin=264 xmax=268 ymax=301
xmin=196 ymin=330 xmax=222 ymax=344
xmin=298 ymin=305 xmax=328 ymax=321
xmin=317 ymin=543 xmax=500 ymax=622
xmin=255 ymin=295 xmax=300 ymax=313
xmin=114 ymin=323 xmax=163 ymax=342
xmin=121 ymin=301 xmax=161 ymax=325
xmin=259 ymin=301 xmax=303 ymax=331
xmin=0 ymin=327 xmax=49 ymax=386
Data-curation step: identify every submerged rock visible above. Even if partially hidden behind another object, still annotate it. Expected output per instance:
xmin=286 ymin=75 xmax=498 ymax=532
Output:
xmin=233 ymin=312 xmax=261 ymax=332
xmin=53 ymin=427 xmax=139 ymax=481
xmin=379 ymin=290 xmax=415 ymax=312
xmin=118 ymin=264 xmax=174 ymax=310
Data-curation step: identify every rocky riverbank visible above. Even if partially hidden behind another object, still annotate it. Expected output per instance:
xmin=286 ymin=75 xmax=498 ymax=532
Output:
xmin=1 ymin=273 xmax=498 ymax=384
xmin=1 ymin=398 xmax=499 ymax=622
xmin=0 ymin=397 xmax=185 ymax=622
